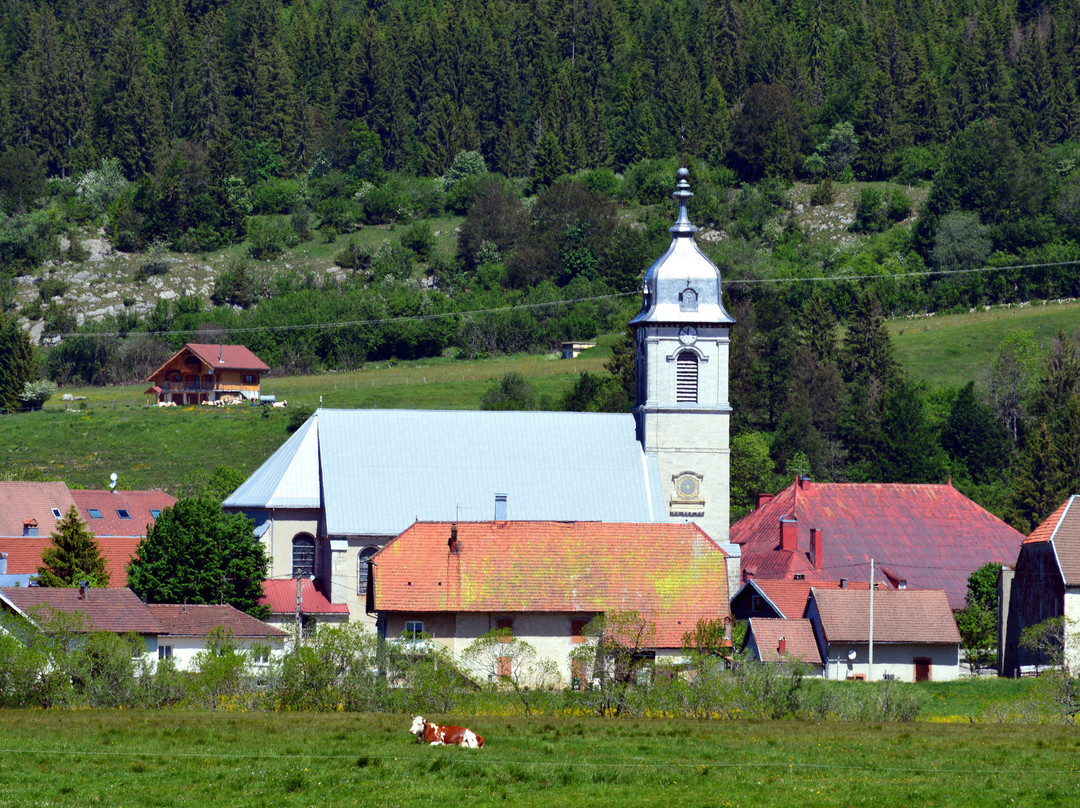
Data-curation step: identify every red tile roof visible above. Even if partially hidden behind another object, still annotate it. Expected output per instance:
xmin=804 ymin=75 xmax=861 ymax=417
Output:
xmin=811 ymin=588 xmax=960 ymax=644
xmin=1025 ymin=496 xmax=1080 ymax=585
xmin=737 ymin=578 xmax=869 ymax=619
xmin=71 ymin=490 xmax=175 ymax=538
xmin=260 ymin=579 xmax=350 ymax=615
xmin=372 ymin=521 xmax=731 ymax=647
xmin=747 ymin=618 xmax=823 ymax=665
xmin=0 ymin=587 xmax=165 ymax=634
xmin=0 ymin=536 xmax=140 ymax=586
xmin=0 ymin=482 xmax=75 ymax=537
xmin=148 ymin=344 xmax=269 ymax=381
xmin=730 ymin=480 xmax=1025 ymax=609
xmin=146 ymin=604 xmax=287 ymax=638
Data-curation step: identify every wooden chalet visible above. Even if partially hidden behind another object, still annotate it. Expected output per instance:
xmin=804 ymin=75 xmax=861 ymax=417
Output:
xmin=146 ymin=343 xmax=270 ymax=405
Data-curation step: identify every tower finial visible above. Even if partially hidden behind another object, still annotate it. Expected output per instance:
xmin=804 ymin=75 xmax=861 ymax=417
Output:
xmin=669 ymin=167 xmax=697 ymax=237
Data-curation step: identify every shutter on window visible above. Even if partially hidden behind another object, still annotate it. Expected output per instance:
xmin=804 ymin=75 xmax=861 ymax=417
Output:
xmin=676 ymin=352 xmax=698 ymax=403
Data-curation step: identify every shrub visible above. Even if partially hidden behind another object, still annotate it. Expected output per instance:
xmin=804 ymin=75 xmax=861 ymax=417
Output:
xmin=135 ymin=239 xmax=170 ymax=281
xmin=335 ymin=240 xmax=373 ymax=271
xmin=212 ymin=260 xmax=263 ymax=308
xmin=248 ymin=177 xmax=305 ymax=215
xmin=853 ymin=187 xmax=887 ymax=232
xmin=38 ymin=276 xmax=68 ymax=301
xmin=247 ymin=216 xmax=299 ymax=260
xmin=810 ymin=176 xmax=836 ymax=206
xmin=399 ymin=221 xmax=435 ymax=260
xmin=885 ymin=187 xmax=912 ymax=221
xmin=19 ymin=379 xmax=57 ymax=411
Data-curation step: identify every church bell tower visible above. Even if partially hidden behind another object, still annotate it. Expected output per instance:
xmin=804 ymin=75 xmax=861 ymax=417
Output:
xmin=630 ymin=168 xmax=734 ymax=542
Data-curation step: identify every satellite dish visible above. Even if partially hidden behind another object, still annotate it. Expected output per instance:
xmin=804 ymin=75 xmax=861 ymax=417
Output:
xmin=109 ymin=472 xmax=117 ymax=491
xmin=847 ymin=649 xmax=857 ymax=661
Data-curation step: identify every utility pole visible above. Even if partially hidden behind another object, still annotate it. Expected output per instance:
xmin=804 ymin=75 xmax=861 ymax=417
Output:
xmin=295 ymin=577 xmax=303 ymax=650
xmin=868 ymin=558 xmax=875 ymax=682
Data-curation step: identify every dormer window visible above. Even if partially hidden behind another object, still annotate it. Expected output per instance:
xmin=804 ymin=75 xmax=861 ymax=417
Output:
xmin=679 ymin=287 xmax=698 ymax=312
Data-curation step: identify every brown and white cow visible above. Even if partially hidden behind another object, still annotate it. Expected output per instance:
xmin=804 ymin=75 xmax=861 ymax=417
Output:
xmin=409 ymin=716 xmax=485 ymax=748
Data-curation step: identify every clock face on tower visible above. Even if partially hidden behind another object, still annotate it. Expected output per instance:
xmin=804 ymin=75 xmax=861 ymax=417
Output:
xmin=674 ymin=473 xmax=701 ymax=500
xmin=678 ymin=325 xmax=697 ymax=345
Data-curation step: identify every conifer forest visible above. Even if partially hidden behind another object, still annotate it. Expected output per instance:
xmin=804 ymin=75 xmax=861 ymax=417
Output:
xmin=2 ymin=0 xmax=1080 ymax=529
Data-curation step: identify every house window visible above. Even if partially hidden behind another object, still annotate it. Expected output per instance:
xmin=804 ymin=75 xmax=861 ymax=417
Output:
xmin=793 ymin=573 xmax=805 ymax=581
xmin=244 ymin=374 xmax=255 ymax=384
xmin=676 ymin=352 xmax=698 ymax=403
xmin=116 ymin=509 xmax=131 ymax=520
xmin=357 ymin=546 xmax=378 ymax=595
xmin=51 ymin=508 xmax=62 ymax=518
xmin=751 ymin=594 xmax=763 ymax=613
xmin=88 ymin=509 xmax=102 ymax=519
xmin=292 ymin=534 xmax=315 ymax=578
xmin=496 ymin=617 xmax=513 ymax=641
xmin=158 ymin=645 xmax=173 ymax=660
xmin=571 ymin=619 xmax=588 ymax=644
xmin=404 ymin=621 xmax=424 ymax=640
xmin=150 ymin=510 xmax=161 ymax=519
xmin=497 ymin=656 xmax=512 ymax=678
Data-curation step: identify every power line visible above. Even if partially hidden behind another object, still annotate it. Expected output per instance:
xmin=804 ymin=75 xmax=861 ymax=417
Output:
xmin=48 ymin=258 xmax=1080 ymax=341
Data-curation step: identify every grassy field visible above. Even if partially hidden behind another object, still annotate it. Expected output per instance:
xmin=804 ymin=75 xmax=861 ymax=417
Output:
xmin=2 ymin=300 xmax=1078 ymax=493
xmin=0 ymin=348 xmax=609 ymax=492
xmin=0 ymin=709 xmax=1076 ymax=807
xmin=888 ymin=298 xmax=1080 ymax=389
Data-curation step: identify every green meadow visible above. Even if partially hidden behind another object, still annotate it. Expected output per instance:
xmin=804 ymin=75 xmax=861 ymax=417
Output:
xmin=2 ymin=301 xmax=1078 ymax=493
xmin=0 ymin=709 xmax=1076 ymax=808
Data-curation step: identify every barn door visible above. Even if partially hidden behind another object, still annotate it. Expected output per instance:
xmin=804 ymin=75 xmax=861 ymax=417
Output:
xmin=914 ymin=657 xmax=932 ymax=682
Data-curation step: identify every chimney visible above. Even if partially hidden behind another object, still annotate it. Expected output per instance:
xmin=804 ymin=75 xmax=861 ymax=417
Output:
xmin=780 ymin=516 xmax=798 ymax=552
xmin=810 ymin=528 xmax=823 ymax=572
xmin=839 ymin=577 xmax=847 ymax=589
xmin=778 ymin=636 xmax=787 ymax=656
xmin=798 ymin=474 xmax=811 ymax=491
xmin=0 ymin=552 xmax=7 ymax=575
xmin=755 ymin=493 xmax=773 ymax=509
xmin=494 ymin=493 xmax=507 ymax=521
xmin=23 ymin=519 xmax=38 ymax=537
xmin=79 ymin=580 xmax=89 ymax=599
xmin=448 ymin=523 xmax=459 ymax=553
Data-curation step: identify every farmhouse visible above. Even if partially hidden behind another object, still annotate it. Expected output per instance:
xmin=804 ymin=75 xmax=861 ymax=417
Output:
xmin=1000 ymin=495 xmax=1080 ymax=676
xmin=806 ymin=587 xmax=961 ymax=681
xmin=731 ymin=477 xmax=1025 ymax=610
xmin=0 ymin=481 xmax=174 ymax=586
xmin=368 ymin=520 xmax=733 ymax=686
xmin=729 ymin=577 xmax=869 ymax=621
xmin=743 ymin=618 xmax=824 ymax=675
xmin=0 ymin=586 xmax=286 ymax=670
xmin=146 ymin=343 xmax=270 ymax=405
xmin=224 ymin=169 xmax=738 ymax=626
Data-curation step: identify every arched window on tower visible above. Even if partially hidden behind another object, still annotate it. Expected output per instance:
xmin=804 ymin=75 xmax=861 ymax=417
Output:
xmin=676 ymin=352 xmax=698 ymax=403
xmin=292 ymin=534 xmax=315 ymax=578
xmin=357 ymin=545 xmax=378 ymax=594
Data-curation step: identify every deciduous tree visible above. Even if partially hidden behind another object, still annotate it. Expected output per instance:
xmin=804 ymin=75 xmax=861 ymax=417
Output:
xmin=127 ymin=498 xmax=269 ymax=617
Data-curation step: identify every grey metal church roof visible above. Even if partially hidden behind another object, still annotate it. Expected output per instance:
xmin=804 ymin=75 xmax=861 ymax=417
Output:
xmin=225 ymin=408 xmax=667 ymax=536
xmin=631 ymin=167 xmax=734 ymax=327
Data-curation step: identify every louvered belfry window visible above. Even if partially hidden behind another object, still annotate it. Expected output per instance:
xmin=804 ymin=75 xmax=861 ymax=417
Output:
xmin=676 ymin=351 xmax=698 ymax=403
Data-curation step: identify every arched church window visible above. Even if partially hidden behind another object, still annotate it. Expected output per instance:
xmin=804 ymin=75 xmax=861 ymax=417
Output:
xmin=292 ymin=534 xmax=315 ymax=578
xmin=676 ymin=352 xmax=698 ymax=403
xmin=357 ymin=545 xmax=378 ymax=594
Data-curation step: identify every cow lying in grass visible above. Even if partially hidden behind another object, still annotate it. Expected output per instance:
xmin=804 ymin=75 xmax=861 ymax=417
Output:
xmin=409 ymin=716 xmax=484 ymax=748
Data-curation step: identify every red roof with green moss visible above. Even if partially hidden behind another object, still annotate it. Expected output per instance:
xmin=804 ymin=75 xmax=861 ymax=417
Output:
xmin=372 ymin=521 xmax=731 ymax=647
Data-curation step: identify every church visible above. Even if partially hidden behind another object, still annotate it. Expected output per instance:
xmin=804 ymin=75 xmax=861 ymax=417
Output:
xmin=224 ymin=168 xmax=736 ymax=625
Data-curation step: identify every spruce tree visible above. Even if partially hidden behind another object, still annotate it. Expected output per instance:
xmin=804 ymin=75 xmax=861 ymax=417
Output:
xmin=0 ymin=310 xmax=34 ymax=414
xmin=37 ymin=505 xmax=110 ymax=588
xmin=1008 ymin=421 xmax=1065 ymax=533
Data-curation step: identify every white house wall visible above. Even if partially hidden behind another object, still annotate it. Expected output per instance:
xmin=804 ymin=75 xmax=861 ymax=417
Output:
xmin=1065 ymin=586 xmax=1080 ymax=671
xmin=821 ymin=642 xmax=960 ymax=682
